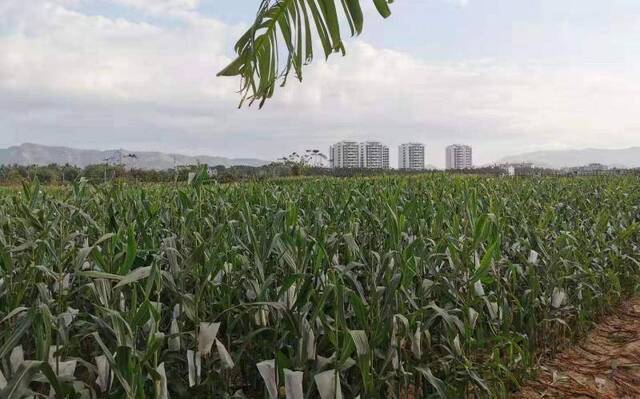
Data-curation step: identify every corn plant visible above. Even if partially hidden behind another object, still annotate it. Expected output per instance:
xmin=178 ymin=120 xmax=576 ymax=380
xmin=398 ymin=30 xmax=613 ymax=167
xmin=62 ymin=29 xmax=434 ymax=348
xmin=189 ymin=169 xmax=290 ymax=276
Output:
xmin=0 ymin=175 xmax=639 ymax=398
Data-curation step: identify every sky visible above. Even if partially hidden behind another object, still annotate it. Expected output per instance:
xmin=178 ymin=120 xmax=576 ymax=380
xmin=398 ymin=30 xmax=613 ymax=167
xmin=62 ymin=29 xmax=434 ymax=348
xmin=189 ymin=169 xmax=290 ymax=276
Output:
xmin=2 ymin=0 xmax=640 ymax=167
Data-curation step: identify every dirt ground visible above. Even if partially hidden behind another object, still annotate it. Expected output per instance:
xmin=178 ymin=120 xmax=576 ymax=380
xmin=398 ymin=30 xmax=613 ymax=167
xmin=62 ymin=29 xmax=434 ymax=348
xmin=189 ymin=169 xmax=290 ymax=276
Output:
xmin=517 ymin=297 xmax=640 ymax=399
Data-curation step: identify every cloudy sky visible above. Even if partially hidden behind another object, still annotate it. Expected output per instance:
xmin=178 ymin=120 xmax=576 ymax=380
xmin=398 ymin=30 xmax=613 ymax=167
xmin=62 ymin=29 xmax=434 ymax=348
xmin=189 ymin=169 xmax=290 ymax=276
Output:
xmin=2 ymin=0 xmax=640 ymax=167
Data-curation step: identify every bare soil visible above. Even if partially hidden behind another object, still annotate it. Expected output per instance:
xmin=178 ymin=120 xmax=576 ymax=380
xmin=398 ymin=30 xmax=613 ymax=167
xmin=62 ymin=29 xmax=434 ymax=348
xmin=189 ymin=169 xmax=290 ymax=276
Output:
xmin=517 ymin=297 xmax=640 ymax=399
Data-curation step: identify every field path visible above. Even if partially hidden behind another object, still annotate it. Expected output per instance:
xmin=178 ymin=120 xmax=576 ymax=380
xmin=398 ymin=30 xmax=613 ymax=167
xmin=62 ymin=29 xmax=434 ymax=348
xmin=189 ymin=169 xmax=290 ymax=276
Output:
xmin=517 ymin=297 xmax=640 ymax=398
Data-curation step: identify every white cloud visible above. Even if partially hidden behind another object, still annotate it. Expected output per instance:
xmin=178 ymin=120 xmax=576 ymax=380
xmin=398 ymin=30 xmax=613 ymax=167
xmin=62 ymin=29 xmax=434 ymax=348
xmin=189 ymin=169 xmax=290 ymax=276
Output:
xmin=444 ymin=0 xmax=469 ymax=6
xmin=1 ymin=1 xmax=235 ymax=100
xmin=1 ymin=0 xmax=639 ymax=167
xmin=110 ymin=0 xmax=201 ymax=13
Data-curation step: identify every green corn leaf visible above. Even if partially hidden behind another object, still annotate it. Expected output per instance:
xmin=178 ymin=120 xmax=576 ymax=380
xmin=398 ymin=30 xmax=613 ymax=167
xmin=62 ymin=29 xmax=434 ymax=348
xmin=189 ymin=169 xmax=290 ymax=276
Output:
xmin=470 ymin=240 xmax=499 ymax=283
xmin=0 ymin=313 xmax=33 ymax=359
xmin=92 ymin=333 xmax=133 ymax=396
xmin=415 ymin=367 xmax=448 ymax=398
xmin=218 ymin=0 xmax=394 ymax=107
xmin=348 ymin=330 xmax=369 ymax=357
xmin=0 ymin=361 xmax=43 ymax=399
xmin=120 ymin=226 xmax=137 ymax=274
xmin=114 ymin=266 xmax=152 ymax=289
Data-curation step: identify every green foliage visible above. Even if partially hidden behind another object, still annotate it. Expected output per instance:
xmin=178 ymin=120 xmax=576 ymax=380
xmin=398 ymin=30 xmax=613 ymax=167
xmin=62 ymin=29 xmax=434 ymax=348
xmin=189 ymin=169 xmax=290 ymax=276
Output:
xmin=0 ymin=164 xmax=293 ymax=185
xmin=218 ymin=0 xmax=394 ymax=108
xmin=0 ymin=164 xmax=82 ymax=185
xmin=0 ymin=175 xmax=639 ymax=397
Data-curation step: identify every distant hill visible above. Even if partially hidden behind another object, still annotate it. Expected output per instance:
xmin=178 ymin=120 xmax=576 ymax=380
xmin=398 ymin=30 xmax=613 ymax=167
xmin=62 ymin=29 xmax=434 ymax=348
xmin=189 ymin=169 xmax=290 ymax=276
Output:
xmin=498 ymin=147 xmax=640 ymax=169
xmin=0 ymin=143 xmax=269 ymax=170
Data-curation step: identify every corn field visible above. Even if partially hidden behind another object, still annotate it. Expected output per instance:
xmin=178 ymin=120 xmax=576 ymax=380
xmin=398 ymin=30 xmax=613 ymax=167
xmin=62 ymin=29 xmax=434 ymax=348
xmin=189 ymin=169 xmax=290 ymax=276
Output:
xmin=1 ymin=175 xmax=639 ymax=398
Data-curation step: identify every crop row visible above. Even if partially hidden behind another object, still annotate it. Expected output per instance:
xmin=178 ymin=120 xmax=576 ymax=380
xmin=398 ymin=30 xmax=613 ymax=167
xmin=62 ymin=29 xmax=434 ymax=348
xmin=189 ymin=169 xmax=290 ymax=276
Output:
xmin=0 ymin=175 xmax=639 ymax=398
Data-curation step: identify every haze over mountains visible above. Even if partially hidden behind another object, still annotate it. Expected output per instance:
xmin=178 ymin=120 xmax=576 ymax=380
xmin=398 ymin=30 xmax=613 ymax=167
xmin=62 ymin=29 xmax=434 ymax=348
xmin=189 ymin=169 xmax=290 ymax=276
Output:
xmin=0 ymin=143 xmax=268 ymax=170
xmin=2 ymin=143 xmax=640 ymax=170
xmin=498 ymin=147 xmax=640 ymax=169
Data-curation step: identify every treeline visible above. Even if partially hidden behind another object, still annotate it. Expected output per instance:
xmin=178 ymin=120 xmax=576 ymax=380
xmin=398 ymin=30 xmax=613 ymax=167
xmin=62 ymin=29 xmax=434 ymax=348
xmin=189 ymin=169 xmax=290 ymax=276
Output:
xmin=0 ymin=164 xmax=177 ymax=184
xmin=0 ymin=163 xmax=294 ymax=185
xmin=0 ymin=163 xmax=355 ymax=185
xmin=2 ymin=163 xmax=638 ymax=185
xmin=0 ymin=163 xmax=451 ymax=185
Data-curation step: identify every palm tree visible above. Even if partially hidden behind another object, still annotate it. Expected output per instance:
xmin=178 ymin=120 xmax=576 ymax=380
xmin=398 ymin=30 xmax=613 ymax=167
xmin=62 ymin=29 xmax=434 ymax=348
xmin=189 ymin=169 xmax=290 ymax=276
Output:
xmin=218 ymin=0 xmax=394 ymax=108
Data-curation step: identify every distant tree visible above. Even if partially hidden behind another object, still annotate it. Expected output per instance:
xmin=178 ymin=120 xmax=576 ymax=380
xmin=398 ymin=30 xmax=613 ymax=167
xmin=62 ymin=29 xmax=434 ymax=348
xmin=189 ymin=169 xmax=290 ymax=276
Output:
xmin=83 ymin=164 xmax=107 ymax=182
xmin=61 ymin=164 xmax=81 ymax=183
xmin=33 ymin=164 xmax=62 ymax=184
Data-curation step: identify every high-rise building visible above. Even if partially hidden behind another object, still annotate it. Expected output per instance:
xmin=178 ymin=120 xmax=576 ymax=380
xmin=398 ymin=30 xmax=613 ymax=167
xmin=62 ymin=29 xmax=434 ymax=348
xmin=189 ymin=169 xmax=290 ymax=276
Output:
xmin=329 ymin=141 xmax=360 ymax=168
xmin=398 ymin=143 xmax=425 ymax=170
xmin=445 ymin=144 xmax=473 ymax=170
xmin=330 ymin=141 xmax=390 ymax=169
xmin=359 ymin=141 xmax=390 ymax=169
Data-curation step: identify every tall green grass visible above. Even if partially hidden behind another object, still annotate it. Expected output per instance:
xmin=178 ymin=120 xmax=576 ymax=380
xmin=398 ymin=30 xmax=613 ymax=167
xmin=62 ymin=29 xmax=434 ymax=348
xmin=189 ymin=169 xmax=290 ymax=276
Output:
xmin=0 ymin=175 xmax=639 ymax=398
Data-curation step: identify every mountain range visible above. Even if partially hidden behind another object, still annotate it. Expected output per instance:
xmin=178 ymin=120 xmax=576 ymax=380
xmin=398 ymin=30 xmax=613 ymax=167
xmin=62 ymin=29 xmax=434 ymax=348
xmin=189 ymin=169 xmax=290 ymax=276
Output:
xmin=0 ymin=143 xmax=268 ymax=170
xmin=498 ymin=147 xmax=640 ymax=169
xmin=2 ymin=143 xmax=639 ymax=171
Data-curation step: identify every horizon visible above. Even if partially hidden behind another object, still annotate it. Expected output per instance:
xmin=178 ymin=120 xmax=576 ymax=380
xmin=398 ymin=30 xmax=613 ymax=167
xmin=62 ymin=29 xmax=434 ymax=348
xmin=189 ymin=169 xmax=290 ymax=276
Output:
xmin=3 ymin=1 xmax=640 ymax=168
xmin=3 ymin=141 xmax=640 ymax=170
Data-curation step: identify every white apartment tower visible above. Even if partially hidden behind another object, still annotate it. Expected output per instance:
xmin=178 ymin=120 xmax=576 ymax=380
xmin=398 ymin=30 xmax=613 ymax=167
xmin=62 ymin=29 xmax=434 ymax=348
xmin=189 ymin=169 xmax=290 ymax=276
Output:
xmin=359 ymin=141 xmax=390 ymax=169
xmin=329 ymin=141 xmax=360 ymax=168
xmin=398 ymin=143 xmax=425 ymax=170
xmin=446 ymin=144 xmax=473 ymax=170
